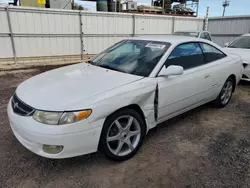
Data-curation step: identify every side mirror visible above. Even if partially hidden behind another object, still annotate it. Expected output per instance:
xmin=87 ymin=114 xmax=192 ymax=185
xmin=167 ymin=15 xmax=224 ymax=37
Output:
xmin=224 ymin=42 xmax=229 ymax=47
xmin=158 ymin=65 xmax=184 ymax=77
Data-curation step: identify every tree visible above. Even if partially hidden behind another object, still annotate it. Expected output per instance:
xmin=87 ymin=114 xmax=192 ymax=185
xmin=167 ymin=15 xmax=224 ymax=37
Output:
xmin=72 ymin=3 xmax=85 ymax=10
xmin=78 ymin=5 xmax=84 ymax=10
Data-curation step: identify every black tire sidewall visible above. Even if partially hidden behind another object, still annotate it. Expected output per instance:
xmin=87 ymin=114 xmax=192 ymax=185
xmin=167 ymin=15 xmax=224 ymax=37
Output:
xmin=99 ymin=109 xmax=146 ymax=161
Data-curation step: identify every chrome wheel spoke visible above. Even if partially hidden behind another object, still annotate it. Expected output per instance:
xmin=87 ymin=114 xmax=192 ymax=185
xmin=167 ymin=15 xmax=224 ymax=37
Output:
xmin=221 ymin=81 xmax=233 ymax=105
xmin=221 ymin=92 xmax=226 ymax=100
xmin=228 ymin=86 xmax=233 ymax=92
xmin=125 ymin=117 xmax=134 ymax=131
xmin=115 ymin=141 xmax=124 ymax=155
xmin=125 ymin=139 xmax=135 ymax=151
xmin=115 ymin=120 xmax=123 ymax=131
xmin=107 ymin=134 xmax=120 ymax=142
xmin=129 ymin=130 xmax=140 ymax=137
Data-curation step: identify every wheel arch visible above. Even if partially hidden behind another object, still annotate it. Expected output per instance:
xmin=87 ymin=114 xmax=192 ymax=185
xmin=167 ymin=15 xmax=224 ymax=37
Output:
xmin=228 ymin=74 xmax=236 ymax=92
xmin=97 ymin=104 xmax=148 ymax=151
xmin=103 ymin=104 xmax=147 ymax=128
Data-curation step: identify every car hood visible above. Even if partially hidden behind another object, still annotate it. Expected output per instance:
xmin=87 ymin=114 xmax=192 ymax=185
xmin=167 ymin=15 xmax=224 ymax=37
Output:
xmin=16 ymin=63 xmax=143 ymax=111
xmin=224 ymin=48 xmax=250 ymax=63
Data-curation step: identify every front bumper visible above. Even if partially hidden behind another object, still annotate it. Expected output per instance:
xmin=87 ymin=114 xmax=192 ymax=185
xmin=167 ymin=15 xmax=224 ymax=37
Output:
xmin=242 ymin=64 xmax=250 ymax=81
xmin=7 ymin=101 xmax=104 ymax=159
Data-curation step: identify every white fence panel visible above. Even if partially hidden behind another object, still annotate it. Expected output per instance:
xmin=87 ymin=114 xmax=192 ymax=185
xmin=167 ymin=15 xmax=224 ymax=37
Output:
xmin=0 ymin=38 xmax=13 ymax=58
xmin=0 ymin=7 xmax=9 ymax=33
xmin=174 ymin=17 xmax=204 ymax=32
xmin=8 ymin=7 xmax=81 ymax=58
xmin=14 ymin=37 xmax=81 ymax=57
xmin=208 ymin=16 xmax=250 ymax=46
xmin=135 ymin=15 xmax=173 ymax=34
xmin=82 ymin=12 xmax=133 ymax=35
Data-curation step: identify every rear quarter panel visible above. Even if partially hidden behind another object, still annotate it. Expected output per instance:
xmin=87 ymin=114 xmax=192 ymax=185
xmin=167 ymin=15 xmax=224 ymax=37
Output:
xmin=213 ymin=54 xmax=242 ymax=94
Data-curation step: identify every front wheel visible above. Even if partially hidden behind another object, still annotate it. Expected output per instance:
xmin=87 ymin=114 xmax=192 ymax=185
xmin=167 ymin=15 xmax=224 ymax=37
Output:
xmin=99 ymin=109 xmax=146 ymax=161
xmin=214 ymin=77 xmax=234 ymax=108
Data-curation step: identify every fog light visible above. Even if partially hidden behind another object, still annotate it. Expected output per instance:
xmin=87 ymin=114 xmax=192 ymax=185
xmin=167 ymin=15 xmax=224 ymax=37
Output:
xmin=42 ymin=145 xmax=64 ymax=154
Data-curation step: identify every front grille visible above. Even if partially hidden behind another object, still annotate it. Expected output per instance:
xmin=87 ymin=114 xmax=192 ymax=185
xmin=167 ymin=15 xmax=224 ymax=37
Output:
xmin=11 ymin=94 xmax=35 ymax=116
xmin=242 ymin=74 xmax=249 ymax=79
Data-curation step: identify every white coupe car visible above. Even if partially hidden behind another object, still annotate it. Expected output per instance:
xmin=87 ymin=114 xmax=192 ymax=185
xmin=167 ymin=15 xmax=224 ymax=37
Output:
xmin=224 ymin=33 xmax=250 ymax=81
xmin=7 ymin=36 xmax=243 ymax=161
xmin=173 ymin=31 xmax=213 ymax=41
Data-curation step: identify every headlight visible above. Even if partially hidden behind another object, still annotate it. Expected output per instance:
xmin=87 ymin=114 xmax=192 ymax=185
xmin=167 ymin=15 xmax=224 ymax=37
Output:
xmin=33 ymin=110 xmax=92 ymax=125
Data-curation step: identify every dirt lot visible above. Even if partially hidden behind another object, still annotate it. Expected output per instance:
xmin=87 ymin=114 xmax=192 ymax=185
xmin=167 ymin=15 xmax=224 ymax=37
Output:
xmin=0 ymin=63 xmax=250 ymax=188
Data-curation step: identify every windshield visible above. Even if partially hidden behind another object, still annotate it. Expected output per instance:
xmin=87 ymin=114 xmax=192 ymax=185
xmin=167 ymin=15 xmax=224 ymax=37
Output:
xmin=90 ymin=40 xmax=171 ymax=77
xmin=173 ymin=32 xmax=199 ymax=37
xmin=228 ymin=36 xmax=250 ymax=49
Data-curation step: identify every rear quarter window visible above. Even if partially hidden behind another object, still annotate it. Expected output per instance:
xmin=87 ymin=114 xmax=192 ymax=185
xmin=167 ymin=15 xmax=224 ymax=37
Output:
xmin=200 ymin=43 xmax=226 ymax=63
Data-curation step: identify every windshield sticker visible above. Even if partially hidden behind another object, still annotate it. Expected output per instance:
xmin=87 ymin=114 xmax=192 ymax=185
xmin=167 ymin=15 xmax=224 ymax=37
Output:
xmin=146 ymin=43 xmax=166 ymax=49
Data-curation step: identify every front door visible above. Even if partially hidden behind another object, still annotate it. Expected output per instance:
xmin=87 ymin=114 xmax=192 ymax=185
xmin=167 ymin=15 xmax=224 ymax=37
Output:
xmin=157 ymin=42 xmax=212 ymax=121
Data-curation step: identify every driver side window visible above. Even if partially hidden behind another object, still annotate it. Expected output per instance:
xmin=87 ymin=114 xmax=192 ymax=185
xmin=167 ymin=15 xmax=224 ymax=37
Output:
xmin=166 ymin=43 xmax=205 ymax=70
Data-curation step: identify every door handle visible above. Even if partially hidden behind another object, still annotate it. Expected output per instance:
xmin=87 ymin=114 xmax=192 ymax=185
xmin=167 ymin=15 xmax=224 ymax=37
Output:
xmin=204 ymin=74 xmax=211 ymax=79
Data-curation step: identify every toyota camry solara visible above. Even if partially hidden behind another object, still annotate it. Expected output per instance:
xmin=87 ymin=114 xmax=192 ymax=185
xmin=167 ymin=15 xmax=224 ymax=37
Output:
xmin=7 ymin=36 xmax=243 ymax=161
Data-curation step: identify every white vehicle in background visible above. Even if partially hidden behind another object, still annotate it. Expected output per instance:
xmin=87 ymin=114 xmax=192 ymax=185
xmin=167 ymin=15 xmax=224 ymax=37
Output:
xmin=174 ymin=31 xmax=213 ymax=41
xmin=7 ymin=36 xmax=242 ymax=161
xmin=224 ymin=34 xmax=250 ymax=81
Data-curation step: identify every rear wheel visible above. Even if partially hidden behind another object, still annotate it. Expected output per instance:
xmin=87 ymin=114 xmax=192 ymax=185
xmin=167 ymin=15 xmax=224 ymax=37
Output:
xmin=99 ymin=109 xmax=146 ymax=161
xmin=214 ymin=77 xmax=234 ymax=108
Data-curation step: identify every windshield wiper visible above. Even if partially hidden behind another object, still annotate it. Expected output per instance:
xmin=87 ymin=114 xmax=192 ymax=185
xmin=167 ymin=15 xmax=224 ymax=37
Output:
xmin=228 ymin=46 xmax=238 ymax=48
xmin=99 ymin=64 xmax=126 ymax=73
xmin=87 ymin=61 xmax=125 ymax=72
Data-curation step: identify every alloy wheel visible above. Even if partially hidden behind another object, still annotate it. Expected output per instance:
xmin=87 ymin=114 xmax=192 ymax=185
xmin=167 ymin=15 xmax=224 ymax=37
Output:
xmin=106 ymin=115 xmax=141 ymax=157
xmin=220 ymin=80 xmax=233 ymax=105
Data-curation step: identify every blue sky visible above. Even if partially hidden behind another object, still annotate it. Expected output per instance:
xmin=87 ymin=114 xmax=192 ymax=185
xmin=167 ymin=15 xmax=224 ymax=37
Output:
xmin=198 ymin=0 xmax=250 ymax=17
xmin=0 ymin=0 xmax=250 ymax=17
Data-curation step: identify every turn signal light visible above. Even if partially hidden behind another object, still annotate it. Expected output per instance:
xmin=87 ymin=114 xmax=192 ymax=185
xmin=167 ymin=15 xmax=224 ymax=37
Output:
xmin=77 ymin=110 xmax=92 ymax=120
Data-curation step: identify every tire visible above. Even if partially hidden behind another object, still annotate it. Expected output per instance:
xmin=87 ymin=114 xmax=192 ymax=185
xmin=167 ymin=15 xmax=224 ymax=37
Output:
xmin=214 ymin=77 xmax=234 ymax=108
xmin=99 ymin=108 xmax=146 ymax=161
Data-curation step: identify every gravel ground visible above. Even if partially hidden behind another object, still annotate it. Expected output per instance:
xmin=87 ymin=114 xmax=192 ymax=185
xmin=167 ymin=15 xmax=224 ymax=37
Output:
xmin=0 ymin=63 xmax=250 ymax=188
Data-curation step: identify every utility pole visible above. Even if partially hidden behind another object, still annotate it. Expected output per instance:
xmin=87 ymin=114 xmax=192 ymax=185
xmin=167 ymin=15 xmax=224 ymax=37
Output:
xmin=222 ymin=0 xmax=230 ymax=17
xmin=162 ymin=0 xmax=165 ymax=14
xmin=204 ymin=7 xmax=209 ymax=31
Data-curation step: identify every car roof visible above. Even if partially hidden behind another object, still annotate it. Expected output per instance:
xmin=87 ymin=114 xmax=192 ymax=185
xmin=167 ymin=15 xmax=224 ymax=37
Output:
xmin=133 ymin=35 xmax=211 ymax=45
xmin=174 ymin=31 xmax=199 ymax=33
xmin=174 ymin=30 xmax=209 ymax=33
xmin=242 ymin=33 xmax=250 ymax=36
